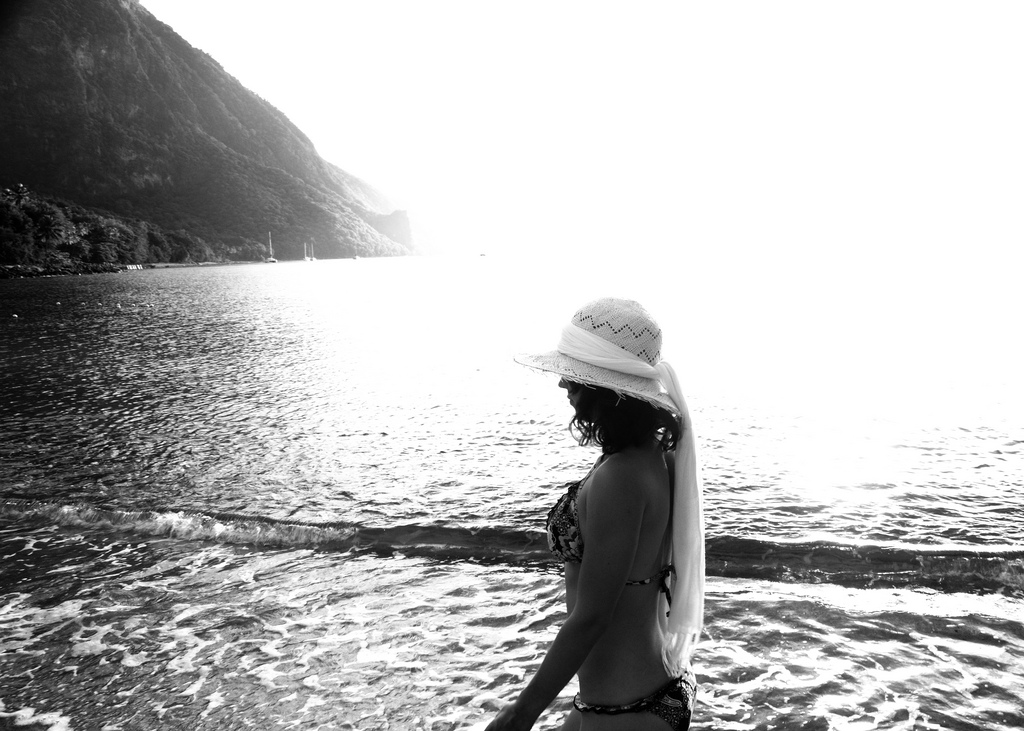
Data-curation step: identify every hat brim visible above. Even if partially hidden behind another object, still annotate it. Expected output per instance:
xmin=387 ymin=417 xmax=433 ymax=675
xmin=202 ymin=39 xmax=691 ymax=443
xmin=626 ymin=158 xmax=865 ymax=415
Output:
xmin=515 ymin=350 xmax=678 ymax=415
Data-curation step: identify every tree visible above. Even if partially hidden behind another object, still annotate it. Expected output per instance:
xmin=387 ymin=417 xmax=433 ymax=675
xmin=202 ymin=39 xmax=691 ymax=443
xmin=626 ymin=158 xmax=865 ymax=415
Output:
xmin=1 ymin=184 xmax=30 ymax=208
xmin=36 ymin=214 xmax=64 ymax=247
xmin=146 ymin=227 xmax=171 ymax=262
xmin=60 ymin=222 xmax=91 ymax=260
xmin=83 ymin=219 xmax=120 ymax=263
xmin=23 ymin=199 xmax=71 ymax=254
xmin=0 ymin=196 xmax=33 ymax=263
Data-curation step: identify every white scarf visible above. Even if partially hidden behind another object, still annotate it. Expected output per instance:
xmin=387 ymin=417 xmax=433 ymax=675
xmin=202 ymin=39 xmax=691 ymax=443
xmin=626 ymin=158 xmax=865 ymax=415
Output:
xmin=557 ymin=323 xmax=705 ymax=675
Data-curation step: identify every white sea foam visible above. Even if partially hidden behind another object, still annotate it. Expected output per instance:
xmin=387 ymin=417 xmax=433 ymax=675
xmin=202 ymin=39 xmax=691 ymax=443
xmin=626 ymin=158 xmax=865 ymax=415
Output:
xmin=0 ymin=706 xmax=74 ymax=731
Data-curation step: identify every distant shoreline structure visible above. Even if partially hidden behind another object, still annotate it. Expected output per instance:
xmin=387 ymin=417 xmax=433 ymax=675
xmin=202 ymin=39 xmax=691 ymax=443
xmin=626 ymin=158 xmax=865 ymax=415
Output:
xmin=0 ymin=257 xmax=392 ymax=279
xmin=0 ymin=260 xmax=262 ymax=279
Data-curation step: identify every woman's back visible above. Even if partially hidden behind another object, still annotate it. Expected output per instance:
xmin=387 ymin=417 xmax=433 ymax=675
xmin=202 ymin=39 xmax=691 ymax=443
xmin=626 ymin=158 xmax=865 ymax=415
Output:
xmin=569 ymin=443 xmax=674 ymax=704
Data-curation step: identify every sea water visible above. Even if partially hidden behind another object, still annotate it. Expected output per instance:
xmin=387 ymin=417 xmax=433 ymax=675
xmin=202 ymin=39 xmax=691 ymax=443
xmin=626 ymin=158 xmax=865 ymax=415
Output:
xmin=1 ymin=257 xmax=1022 ymax=730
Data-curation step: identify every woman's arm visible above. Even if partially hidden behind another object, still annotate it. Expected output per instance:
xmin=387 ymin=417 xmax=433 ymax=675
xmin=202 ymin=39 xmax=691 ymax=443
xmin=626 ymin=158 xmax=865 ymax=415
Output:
xmin=485 ymin=460 xmax=646 ymax=730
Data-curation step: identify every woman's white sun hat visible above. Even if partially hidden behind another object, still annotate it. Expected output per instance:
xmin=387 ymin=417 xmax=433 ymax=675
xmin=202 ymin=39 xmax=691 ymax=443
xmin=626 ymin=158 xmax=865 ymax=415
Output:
xmin=515 ymin=297 xmax=706 ymax=675
xmin=514 ymin=298 xmax=677 ymax=413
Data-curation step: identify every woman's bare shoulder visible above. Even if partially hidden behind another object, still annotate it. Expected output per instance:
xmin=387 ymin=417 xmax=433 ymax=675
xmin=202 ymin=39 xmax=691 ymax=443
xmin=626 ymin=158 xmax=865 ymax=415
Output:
xmin=590 ymin=449 xmax=665 ymax=495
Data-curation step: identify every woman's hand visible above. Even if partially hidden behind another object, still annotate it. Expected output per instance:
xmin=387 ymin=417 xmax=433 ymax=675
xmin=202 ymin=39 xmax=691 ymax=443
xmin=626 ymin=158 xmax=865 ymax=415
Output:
xmin=484 ymin=702 xmax=532 ymax=731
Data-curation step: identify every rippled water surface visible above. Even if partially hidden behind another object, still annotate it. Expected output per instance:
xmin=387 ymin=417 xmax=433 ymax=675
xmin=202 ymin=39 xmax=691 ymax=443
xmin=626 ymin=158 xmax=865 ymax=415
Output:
xmin=1 ymin=258 xmax=1022 ymax=730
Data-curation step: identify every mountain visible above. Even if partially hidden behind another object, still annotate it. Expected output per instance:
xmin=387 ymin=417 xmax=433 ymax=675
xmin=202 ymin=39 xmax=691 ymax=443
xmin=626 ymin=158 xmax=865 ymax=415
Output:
xmin=0 ymin=0 xmax=414 ymax=261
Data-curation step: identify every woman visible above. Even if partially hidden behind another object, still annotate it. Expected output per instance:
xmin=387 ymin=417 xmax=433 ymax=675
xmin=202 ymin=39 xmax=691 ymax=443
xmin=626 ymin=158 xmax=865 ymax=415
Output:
xmin=486 ymin=297 xmax=705 ymax=731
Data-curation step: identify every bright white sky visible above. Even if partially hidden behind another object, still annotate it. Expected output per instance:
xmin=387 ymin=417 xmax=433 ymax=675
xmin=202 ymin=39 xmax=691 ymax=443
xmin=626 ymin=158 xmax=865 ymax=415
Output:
xmin=136 ymin=0 xmax=1023 ymax=415
xmin=137 ymin=0 xmax=1023 ymax=261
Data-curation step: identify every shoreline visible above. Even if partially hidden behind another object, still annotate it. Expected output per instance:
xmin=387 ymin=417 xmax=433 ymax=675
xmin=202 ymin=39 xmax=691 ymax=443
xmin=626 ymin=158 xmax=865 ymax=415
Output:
xmin=0 ymin=261 xmax=263 ymax=279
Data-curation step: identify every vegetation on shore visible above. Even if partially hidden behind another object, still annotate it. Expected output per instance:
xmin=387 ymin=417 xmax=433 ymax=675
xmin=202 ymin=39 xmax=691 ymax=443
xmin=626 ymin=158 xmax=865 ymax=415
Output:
xmin=0 ymin=183 xmax=232 ymax=276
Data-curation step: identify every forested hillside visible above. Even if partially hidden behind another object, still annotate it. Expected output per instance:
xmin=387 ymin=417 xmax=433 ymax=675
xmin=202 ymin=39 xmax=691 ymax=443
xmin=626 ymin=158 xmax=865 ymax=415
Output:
xmin=0 ymin=183 xmax=220 ymax=274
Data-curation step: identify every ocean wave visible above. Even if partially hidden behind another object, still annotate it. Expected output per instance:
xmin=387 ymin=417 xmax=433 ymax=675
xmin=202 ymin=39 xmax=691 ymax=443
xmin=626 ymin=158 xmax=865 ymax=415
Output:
xmin=0 ymin=498 xmax=552 ymax=563
xmin=3 ymin=498 xmax=1022 ymax=596
xmin=706 ymin=535 xmax=1024 ymax=596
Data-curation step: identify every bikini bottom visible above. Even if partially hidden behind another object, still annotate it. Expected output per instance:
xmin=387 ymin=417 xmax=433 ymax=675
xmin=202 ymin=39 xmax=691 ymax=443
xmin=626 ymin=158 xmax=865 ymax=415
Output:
xmin=573 ymin=673 xmax=696 ymax=731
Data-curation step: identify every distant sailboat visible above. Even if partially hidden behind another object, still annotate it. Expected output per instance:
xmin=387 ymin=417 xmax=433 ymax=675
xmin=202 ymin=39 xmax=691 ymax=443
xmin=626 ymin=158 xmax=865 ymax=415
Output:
xmin=265 ymin=232 xmax=277 ymax=263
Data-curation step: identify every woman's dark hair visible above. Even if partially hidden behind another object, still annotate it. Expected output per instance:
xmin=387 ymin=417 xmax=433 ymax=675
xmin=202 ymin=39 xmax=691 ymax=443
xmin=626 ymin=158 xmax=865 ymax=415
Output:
xmin=569 ymin=383 xmax=680 ymax=454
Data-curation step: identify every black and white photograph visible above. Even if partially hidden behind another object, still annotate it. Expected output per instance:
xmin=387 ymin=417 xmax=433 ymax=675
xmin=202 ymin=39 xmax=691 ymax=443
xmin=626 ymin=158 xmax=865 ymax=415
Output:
xmin=2 ymin=2 xmax=1022 ymax=729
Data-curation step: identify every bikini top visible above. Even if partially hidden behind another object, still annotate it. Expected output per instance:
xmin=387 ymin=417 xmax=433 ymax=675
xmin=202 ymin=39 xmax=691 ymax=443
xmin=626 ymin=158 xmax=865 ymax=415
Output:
xmin=545 ymin=461 xmax=675 ymax=593
xmin=546 ymin=478 xmax=585 ymax=563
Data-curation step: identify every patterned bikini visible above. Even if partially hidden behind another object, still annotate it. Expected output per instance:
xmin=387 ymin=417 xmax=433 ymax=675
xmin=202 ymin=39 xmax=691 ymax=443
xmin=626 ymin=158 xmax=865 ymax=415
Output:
xmin=546 ymin=466 xmax=696 ymax=731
